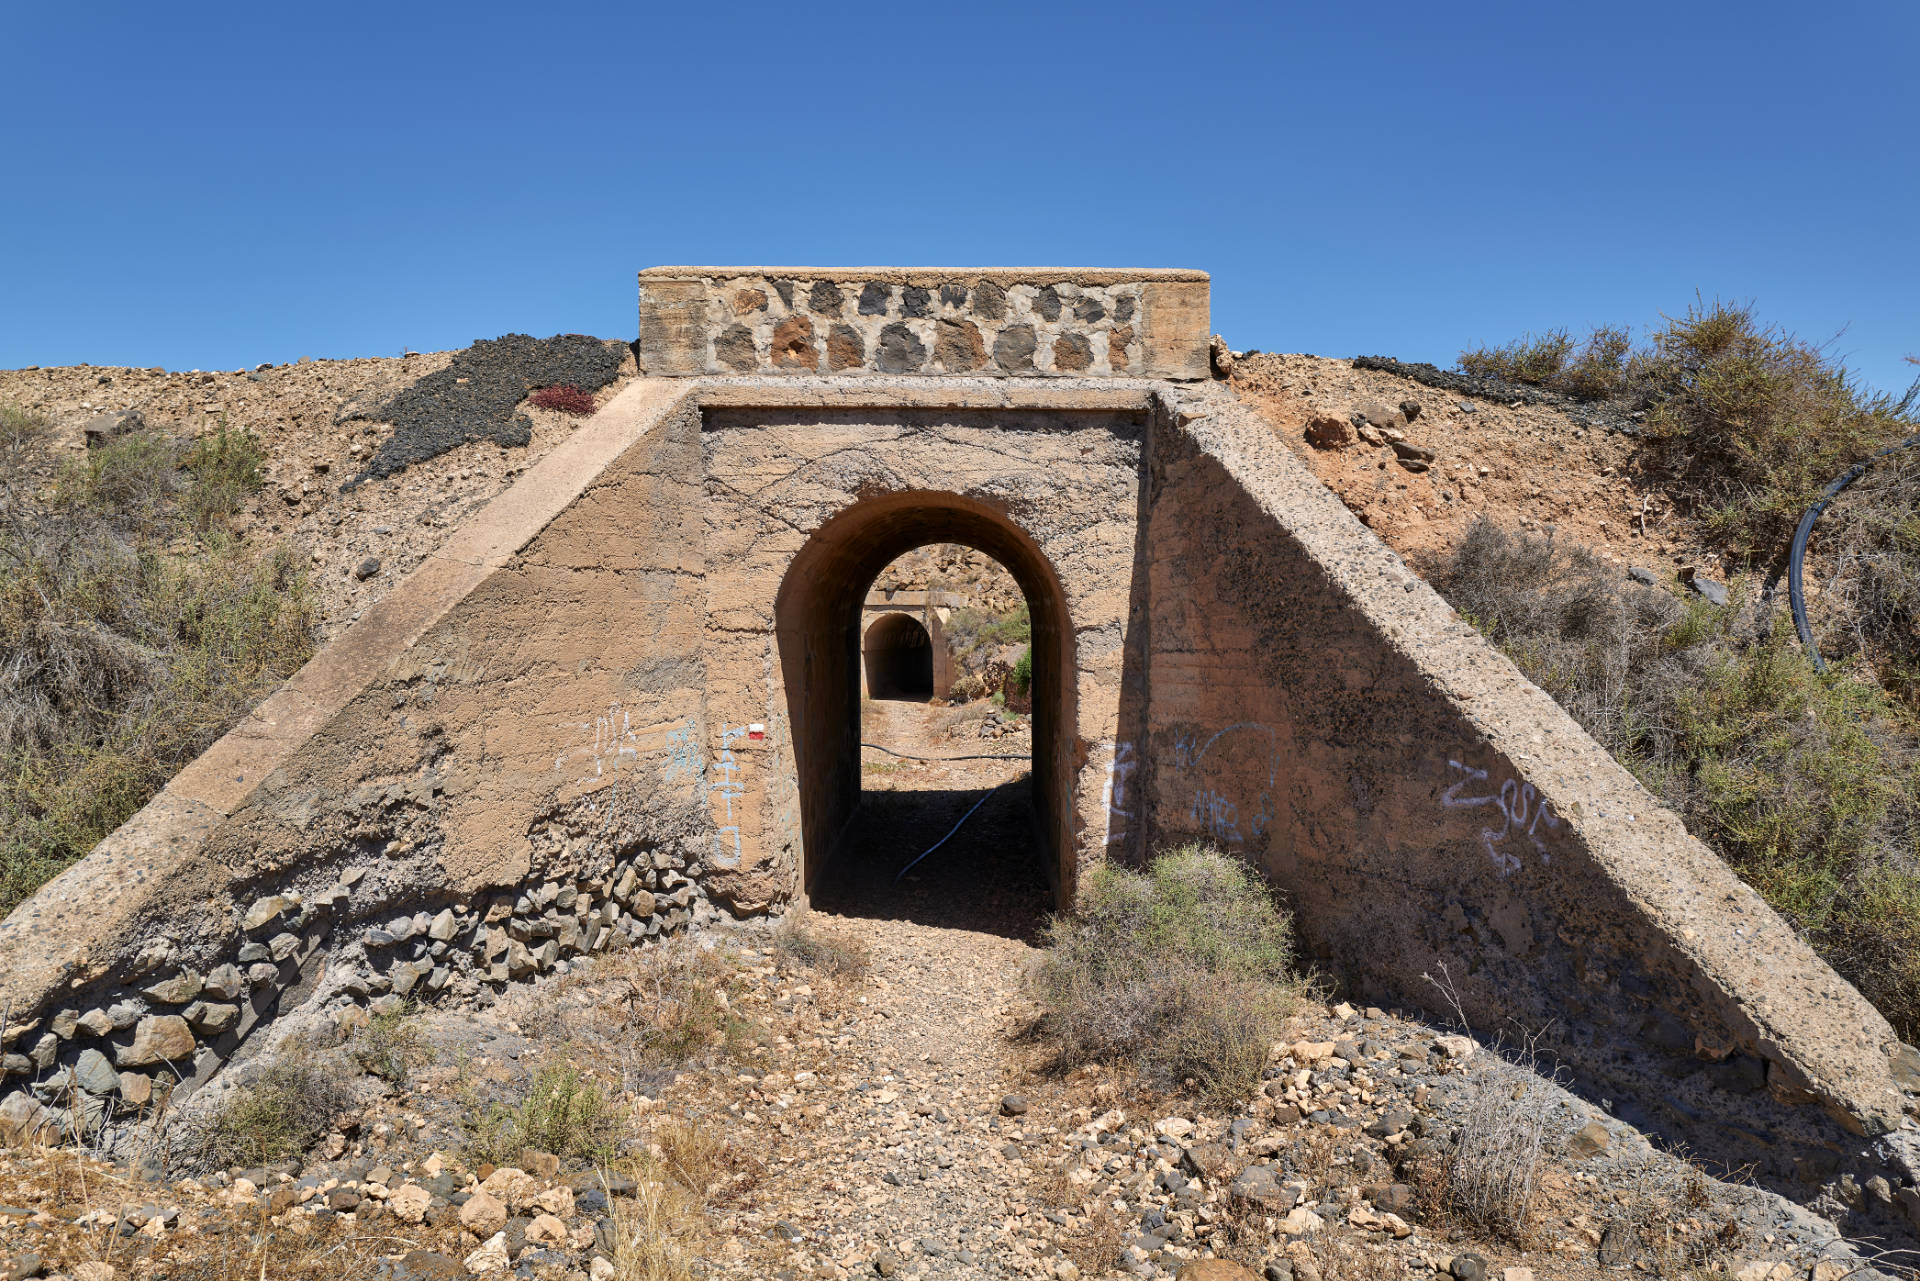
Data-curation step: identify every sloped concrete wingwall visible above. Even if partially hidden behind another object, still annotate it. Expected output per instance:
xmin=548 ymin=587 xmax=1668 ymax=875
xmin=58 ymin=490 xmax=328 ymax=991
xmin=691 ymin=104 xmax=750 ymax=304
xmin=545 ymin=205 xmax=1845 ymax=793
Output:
xmin=0 ymin=380 xmax=724 ymax=1114
xmin=1135 ymin=385 xmax=1916 ymax=1186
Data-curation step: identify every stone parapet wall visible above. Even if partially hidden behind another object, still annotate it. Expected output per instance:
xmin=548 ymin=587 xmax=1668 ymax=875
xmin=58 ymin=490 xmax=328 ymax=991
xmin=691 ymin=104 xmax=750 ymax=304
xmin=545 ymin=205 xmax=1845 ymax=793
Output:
xmin=637 ymin=267 xmax=1209 ymax=381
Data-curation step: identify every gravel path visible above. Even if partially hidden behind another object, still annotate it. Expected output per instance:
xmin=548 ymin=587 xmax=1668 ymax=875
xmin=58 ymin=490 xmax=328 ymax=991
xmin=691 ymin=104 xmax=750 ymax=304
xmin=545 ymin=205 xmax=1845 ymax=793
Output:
xmin=725 ymin=698 xmax=1066 ymax=1279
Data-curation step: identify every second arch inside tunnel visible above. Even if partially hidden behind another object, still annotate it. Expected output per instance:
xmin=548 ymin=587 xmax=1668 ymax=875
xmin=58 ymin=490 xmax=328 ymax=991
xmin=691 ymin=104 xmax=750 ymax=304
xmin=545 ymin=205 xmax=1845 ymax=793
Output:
xmin=862 ymin=612 xmax=934 ymax=700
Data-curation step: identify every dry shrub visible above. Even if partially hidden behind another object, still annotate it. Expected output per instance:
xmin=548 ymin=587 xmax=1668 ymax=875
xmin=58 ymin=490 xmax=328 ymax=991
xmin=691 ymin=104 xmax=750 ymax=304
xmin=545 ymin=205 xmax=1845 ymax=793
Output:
xmin=0 ymin=415 xmax=314 ymax=917
xmin=598 ymin=938 xmax=756 ymax=1086
xmin=1461 ymin=302 xmax=1919 ymax=560
xmin=1803 ymin=444 xmax=1920 ymax=700
xmin=1593 ymin=1160 xmax=1744 ymax=1277
xmin=772 ymin=909 xmax=870 ymax=980
xmin=607 ymin=1166 xmax=705 ymax=1281
xmin=192 ymin=1059 xmax=354 ymax=1170
xmin=1459 ymin=325 xmax=1654 ymax=403
xmin=1640 ymin=300 xmax=1917 ymax=559
xmin=1431 ymin=520 xmax=1920 ymax=1038
xmin=1413 ymin=1068 xmax=1566 ymax=1244
xmin=1031 ymin=844 xmax=1300 ymax=1103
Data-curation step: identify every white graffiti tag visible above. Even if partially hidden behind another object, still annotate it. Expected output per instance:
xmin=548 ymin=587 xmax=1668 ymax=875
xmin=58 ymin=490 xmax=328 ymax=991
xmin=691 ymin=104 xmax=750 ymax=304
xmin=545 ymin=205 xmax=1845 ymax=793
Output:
xmin=1441 ymin=760 xmax=1560 ymax=875
xmin=1103 ymin=741 xmax=1136 ymax=846
xmin=1171 ymin=722 xmax=1280 ymax=845
xmin=709 ymin=724 xmax=748 ymax=869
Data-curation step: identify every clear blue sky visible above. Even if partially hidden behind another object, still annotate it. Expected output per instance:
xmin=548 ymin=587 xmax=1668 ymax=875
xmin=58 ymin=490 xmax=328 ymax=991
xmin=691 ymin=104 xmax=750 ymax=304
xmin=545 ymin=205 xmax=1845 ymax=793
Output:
xmin=6 ymin=1 xmax=1916 ymax=395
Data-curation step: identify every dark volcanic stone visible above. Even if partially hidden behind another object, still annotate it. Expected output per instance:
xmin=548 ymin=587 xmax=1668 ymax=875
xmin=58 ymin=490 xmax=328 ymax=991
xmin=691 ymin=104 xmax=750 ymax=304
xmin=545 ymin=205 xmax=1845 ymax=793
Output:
xmin=807 ymin=280 xmax=843 ymax=317
xmin=1034 ymin=285 xmax=1062 ymax=321
xmin=876 ymin=323 xmax=927 ymax=373
xmin=939 ymin=283 xmax=968 ymax=308
xmin=346 ymin=333 xmax=626 ymax=485
xmin=1073 ymin=294 xmax=1106 ymax=323
xmin=972 ymin=281 xmax=1007 ymax=321
xmin=858 ymin=282 xmax=893 ymax=315
xmin=901 ymin=286 xmax=932 ymax=317
xmin=714 ymin=323 xmax=758 ymax=371
xmin=1114 ymin=294 xmax=1135 ymax=324
xmin=993 ymin=325 xmax=1036 ymax=373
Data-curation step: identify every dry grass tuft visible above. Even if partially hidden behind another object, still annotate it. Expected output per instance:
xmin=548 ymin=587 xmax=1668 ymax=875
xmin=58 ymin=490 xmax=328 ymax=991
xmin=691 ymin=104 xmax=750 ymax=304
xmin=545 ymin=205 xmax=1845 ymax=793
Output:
xmin=465 ymin=1060 xmax=623 ymax=1167
xmin=346 ymin=999 xmax=435 ymax=1085
xmin=189 ymin=1058 xmax=355 ymax=1171
xmin=772 ymin=909 xmax=871 ymax=980
xmin=1411 ymin=1067 xmax=1567 ymax=1243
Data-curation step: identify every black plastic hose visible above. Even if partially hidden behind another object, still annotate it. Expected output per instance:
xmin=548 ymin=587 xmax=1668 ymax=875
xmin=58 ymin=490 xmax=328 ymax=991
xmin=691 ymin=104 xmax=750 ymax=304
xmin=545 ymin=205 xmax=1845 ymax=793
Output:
xmin=1788 ymin=434 xmax=1920 ymax=672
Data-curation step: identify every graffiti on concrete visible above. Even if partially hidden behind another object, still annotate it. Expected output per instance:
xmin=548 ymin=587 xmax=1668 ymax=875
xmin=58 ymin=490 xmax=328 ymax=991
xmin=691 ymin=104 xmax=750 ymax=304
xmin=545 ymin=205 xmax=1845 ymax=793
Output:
xmin=1171 ymin=722 xmax=1280 ymax=846
xmin=1442 ymin=759 xmax=1561 ymax=875
xmin=709 ymin=723 xmax=749 ymax=869
xmin=1103 ymin=740 xmax=1137 ymax=846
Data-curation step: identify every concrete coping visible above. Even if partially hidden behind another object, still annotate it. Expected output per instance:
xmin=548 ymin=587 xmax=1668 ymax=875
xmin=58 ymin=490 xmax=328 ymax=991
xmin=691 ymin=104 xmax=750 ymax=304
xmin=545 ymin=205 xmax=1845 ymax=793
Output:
xmin=639 ymin=266 xmax=1209 ymax=286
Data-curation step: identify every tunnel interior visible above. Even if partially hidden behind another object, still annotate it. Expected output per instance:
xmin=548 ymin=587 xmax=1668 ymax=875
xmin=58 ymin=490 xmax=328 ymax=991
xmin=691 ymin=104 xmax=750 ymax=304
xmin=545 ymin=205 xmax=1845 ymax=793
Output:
xmin=774 ymin=493 xmax=1068 ymax=926
xmin=863 ymin=612 xmax=934 ymax=700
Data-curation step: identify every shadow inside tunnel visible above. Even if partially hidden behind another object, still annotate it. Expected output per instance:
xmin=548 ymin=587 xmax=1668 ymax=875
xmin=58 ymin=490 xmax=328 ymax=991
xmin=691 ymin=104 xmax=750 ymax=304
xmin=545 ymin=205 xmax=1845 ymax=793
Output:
xmin=810 ymin=777 xmax=1052 ymax=944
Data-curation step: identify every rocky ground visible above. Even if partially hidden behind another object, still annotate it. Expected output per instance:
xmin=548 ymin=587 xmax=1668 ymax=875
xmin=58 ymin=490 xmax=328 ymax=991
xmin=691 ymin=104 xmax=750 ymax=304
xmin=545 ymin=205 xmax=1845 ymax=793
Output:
xmin=1227 ymin=352 xmax=1720 ymax=582
xmin=0 ymin=703 xmax=1891 ymax=1281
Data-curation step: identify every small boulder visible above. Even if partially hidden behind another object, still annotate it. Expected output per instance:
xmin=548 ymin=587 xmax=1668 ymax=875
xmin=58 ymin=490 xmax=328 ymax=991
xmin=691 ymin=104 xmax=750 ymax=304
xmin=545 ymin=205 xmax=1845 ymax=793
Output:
xmin=458 ymin=1190 xmax=507 ymax=1236
xmin=463 ymin=1232 xmax=510 ymax=1275
xmin=1568 ymin=1119 xmax=1611 ymax=1158
xmin=1176 ymin=1262 xmax=1259 ymax=1281
xmin=117 ymin=1016 xmax=196 ymax=1069
xmin=388 ymin=1183 xmax=432 ymax=1225
xmin=1304 ymin=413 xmax=1353 ymax=450
xmin=999 ymin=1094 xmax=1029 ymax=1117
xmin=83 ymin=410 xmax=145 ymax=450
xmin=0 ymin=1092 xmax=61 ymax=1145
xmin=524 ymin=1213 xmax=569 ymax=1248
xmin=73 ymin=1049 xmax=122 ymax=1097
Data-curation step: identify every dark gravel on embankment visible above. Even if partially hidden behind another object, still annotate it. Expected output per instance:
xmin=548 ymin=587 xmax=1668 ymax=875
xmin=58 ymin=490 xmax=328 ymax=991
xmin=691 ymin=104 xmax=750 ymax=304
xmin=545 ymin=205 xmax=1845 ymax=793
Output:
xmin=1352 ymin=353 xmax=1646 ymax=435
xmin=345 ymin=333 xmax=628 ymax=485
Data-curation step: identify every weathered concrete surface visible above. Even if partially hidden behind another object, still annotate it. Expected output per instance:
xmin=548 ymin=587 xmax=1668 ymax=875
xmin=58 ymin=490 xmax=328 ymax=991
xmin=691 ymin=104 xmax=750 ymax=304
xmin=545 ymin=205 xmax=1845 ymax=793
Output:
xmin=0 ymin=273 xmax=1913 ymax=1219
xmin=1138 ymin=385 xmax=1920 ymax=1190
xmin=638 ymin=268 xmax=1209 ymax=382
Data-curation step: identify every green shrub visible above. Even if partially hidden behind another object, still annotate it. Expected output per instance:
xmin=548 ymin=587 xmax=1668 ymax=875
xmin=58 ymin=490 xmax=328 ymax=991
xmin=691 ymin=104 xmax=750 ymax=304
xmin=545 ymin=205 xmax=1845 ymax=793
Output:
xmin=196 ymin=1059 xmax=354 ymax=1169
xmin=0 ymin=413 xmax=314 ymax=918
xmin=348 ymin=1001 xmax=436 ymax=1085
xmin=1430 ymin=521 xmax=1920 ymax=1037
xmin=1011 ymin=645 xmax=1033 ymax=696
xmin=1032 ymin=845 xmax=1299 ymax=1102
xmin=466 ymin=1062 xmax=621 ymax=1166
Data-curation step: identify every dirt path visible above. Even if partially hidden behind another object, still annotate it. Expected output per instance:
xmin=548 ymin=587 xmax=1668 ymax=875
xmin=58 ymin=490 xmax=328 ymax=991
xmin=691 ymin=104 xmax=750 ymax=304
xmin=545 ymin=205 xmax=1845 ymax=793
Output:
xmin=726 ymin=697 xmax=1070 ymax=1279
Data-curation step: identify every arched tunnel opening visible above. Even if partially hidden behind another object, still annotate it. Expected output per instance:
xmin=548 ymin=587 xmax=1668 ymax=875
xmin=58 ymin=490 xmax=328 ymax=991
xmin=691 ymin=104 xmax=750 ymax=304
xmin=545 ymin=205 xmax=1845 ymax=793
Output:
xmin=862 ymin=612 xmax=934 ymax=700
xmin=775 ymin=495 xmax=1061 ymax=938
